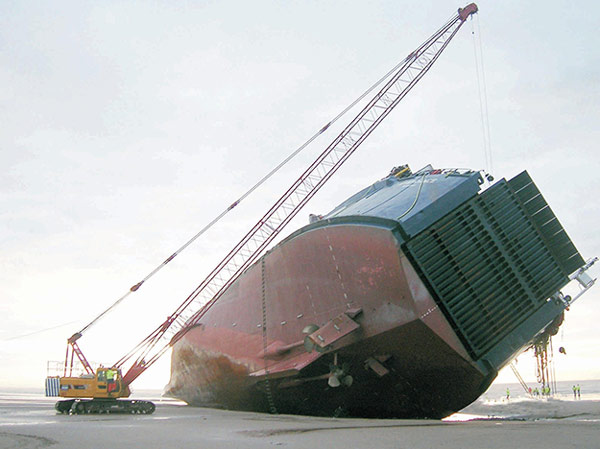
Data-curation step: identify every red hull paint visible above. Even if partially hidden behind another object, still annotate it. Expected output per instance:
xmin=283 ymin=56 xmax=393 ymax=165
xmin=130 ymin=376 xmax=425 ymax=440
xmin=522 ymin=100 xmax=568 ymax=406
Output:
xmin=166 ymin=223 xmax=493 ymax=418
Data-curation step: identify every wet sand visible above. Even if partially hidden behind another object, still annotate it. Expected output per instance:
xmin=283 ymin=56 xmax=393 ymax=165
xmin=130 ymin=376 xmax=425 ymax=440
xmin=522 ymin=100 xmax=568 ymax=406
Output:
xmin=1 ymin=395 xmax=599 ymax=449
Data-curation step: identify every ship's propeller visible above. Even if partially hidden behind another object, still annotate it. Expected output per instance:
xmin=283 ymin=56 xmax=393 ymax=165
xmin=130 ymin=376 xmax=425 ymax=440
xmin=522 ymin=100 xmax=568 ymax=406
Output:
xmin=328 ymin=372 xmax=353 ymax=388
xmin=328 ymin=359 xmax=353 ymax=388
xmin=328 ymin=375 xmax=341 ymax=387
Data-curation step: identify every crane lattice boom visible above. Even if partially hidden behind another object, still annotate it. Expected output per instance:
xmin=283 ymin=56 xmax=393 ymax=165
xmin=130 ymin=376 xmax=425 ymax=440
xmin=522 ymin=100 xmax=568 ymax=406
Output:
xmin=65 ymin=4 xmax=479 ymax=388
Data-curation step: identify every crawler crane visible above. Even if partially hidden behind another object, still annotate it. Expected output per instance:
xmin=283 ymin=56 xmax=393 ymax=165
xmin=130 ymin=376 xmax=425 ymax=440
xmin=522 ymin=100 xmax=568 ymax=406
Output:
xmin=46 ymin=3 xmax=479 ymax=414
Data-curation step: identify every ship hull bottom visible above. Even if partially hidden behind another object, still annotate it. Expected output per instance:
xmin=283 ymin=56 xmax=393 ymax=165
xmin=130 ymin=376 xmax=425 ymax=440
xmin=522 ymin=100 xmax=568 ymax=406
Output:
xmin=166 ymin=321 xmax=495 ymax=419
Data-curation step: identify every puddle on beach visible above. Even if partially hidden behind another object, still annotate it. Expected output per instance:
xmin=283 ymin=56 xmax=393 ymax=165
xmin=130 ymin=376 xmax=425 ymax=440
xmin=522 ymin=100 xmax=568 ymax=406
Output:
xmin=442 ymin=413 xmax=486 ymax=422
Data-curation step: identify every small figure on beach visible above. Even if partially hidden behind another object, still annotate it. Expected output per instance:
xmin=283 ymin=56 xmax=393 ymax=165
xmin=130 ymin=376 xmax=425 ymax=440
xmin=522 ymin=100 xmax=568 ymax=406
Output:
xmin=506 ymin=388 xmax=510 ymax=400
xmin=577 ymin=384 xmax=581 ymax=399
xmin=573 ymin=385 xmax=577 ymax=399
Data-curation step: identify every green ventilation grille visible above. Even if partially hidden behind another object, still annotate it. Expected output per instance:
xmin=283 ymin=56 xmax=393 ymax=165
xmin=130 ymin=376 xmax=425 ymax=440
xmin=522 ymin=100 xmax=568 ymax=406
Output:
xmin=404 ymin=172 xmax=580 ymax=359
xmin=508 ymin=172 xmax=584 ymax=275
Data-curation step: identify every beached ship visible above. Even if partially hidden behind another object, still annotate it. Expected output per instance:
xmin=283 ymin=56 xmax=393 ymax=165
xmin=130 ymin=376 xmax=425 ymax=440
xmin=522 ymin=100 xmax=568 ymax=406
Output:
xmin=165 ymin=165 xmax=586 ymax=418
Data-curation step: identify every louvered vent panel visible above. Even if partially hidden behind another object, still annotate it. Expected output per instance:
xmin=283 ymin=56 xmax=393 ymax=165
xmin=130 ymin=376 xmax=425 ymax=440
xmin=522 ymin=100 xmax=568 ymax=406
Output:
xmin=508 ymin=172 xmax=584 ymax=275
xmin=404 ymin=173 xmax=575 ymax=359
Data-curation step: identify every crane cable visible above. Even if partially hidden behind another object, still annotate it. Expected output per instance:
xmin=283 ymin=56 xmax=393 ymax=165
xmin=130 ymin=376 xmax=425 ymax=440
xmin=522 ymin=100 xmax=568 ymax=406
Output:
xmin=72 ymin=50 xmax=427 ymax=338
xmin=471 ymin=15 xmax=493 ymax=176
xmin=3 ymin=320 xmax=79 ymax=341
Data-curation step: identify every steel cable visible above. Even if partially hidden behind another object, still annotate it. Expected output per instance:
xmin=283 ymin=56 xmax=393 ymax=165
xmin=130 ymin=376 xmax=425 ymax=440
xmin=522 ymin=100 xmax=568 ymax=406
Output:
xmin=71 ymin=51 xmax=429 ymax=338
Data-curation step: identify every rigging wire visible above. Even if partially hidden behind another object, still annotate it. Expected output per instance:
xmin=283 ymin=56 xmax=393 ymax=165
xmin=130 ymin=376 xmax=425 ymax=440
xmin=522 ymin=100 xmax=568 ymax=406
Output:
xmin=477 ymin=15 xmax=493 ymax=175
xmin=73 ymin=51 xmax=422 ymax=337
xmin=471 ymin=15 xmax=493 ymax=175
xmin=3 ymin=320 xmax=79 ymax=342
xmin=550 ymin=337 xmax=558 ymax=395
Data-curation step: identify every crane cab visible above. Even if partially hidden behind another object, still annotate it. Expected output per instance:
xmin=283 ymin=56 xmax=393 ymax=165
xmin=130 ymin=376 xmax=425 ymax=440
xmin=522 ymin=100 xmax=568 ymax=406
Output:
xmin=58 ymin=367 xmax=131 ymax=399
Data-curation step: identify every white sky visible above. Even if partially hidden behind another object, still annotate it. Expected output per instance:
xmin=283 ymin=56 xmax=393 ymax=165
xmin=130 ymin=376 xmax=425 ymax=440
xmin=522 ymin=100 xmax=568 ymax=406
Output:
xmin=2 ymin=0 xmax=599 ymax=391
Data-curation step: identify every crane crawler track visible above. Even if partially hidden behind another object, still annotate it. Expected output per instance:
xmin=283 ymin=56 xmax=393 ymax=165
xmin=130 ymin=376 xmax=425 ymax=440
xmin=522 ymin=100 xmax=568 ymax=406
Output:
xmin=55 ymin=399 xmax=156 ymax=415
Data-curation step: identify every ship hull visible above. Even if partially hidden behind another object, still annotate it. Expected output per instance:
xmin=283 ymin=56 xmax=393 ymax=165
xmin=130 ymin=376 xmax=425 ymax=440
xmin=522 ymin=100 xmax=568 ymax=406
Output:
xmin=166 ymin=220 xmax=492 ymax=418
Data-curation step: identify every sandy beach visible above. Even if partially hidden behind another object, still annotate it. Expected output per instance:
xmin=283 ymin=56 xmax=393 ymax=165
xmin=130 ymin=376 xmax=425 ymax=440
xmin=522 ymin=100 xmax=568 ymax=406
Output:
xmin=1 ymin=391 xmax=599 ymax=449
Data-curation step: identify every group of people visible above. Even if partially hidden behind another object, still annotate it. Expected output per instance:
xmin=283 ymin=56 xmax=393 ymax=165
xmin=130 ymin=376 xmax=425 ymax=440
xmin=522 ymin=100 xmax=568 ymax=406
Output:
xmin=529 ymin=386 xmax=552 ymax=397
xmin=507 ymin=384 xmax=583 ymax=400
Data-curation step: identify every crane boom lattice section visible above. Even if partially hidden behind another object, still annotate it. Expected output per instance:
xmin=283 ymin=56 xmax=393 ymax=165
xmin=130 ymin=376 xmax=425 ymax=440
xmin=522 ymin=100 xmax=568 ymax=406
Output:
xmin=116 ymin=5 xmax=478 ymax=386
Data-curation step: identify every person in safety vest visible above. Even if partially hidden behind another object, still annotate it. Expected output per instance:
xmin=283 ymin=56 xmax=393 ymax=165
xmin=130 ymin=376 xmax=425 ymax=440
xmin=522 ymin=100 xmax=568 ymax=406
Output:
xmin=106 ymin=368 xmax=116 ymax=393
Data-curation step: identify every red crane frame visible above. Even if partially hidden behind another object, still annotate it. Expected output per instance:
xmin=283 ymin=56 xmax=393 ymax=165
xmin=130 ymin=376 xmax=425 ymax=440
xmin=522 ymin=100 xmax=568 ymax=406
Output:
xmin=63 ymin=4 xmax=479 ymax=387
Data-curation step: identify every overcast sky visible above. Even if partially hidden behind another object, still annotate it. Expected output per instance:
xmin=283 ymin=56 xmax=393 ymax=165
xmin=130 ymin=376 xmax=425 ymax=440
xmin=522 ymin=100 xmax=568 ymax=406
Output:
xmin=2 ymin=0 xmax=599 ymax=391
